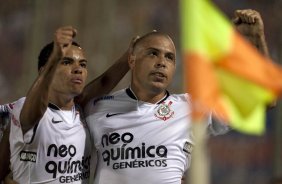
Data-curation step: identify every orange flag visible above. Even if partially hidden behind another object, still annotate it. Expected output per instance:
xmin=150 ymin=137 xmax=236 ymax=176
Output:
xmin=180 ymin=0 xmax=282 ymax=135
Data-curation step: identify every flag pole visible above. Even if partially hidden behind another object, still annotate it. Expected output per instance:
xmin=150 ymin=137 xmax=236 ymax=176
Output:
xmin=187 ymin=119 xmax=210 ymax=184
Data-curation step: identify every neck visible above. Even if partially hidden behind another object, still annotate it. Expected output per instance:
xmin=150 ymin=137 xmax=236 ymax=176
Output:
xmin=49 ymin=93 xmax=75 ymax=110
xmin=130 ymin=85 xmax=167 ymax=104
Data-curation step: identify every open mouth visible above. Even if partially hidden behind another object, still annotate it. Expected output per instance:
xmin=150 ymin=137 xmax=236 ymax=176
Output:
xmin=151 ymin=71 xmax=167 ymax=78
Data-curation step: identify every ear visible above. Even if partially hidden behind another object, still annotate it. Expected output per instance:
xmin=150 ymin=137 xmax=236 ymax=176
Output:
xmin=128 ymin=54 xmax=136 ymax=69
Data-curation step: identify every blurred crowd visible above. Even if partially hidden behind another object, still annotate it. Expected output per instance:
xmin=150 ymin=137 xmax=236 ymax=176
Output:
xmin=0 ymin=0 xmax=281 ymax=183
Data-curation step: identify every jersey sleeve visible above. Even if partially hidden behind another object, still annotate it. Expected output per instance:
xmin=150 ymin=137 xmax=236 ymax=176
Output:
xmin=207 ymin=116 xmax=230 ymax=136
xmin=9 ymin=97 xmax=34 ymax=145
xmin=184 ymin=93 xmax=230 ymax=135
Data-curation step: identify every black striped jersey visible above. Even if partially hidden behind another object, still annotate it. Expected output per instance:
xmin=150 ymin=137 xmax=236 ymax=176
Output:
xmin=0 ymin=104 xmax=10 ymax=140
xmin=85 ymin=88 xmax=229 ymax=184
xmin=0 ymin=104 xmax=9 ymax=114
xmin=9 ymin=97 xmax=92 ymax=184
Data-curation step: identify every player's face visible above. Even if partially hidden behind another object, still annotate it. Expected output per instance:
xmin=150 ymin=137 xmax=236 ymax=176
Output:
xmin=130 ymin=35 xmax=176 ymax=94
xmin=51 ymin=45 xmax=88 ymax=97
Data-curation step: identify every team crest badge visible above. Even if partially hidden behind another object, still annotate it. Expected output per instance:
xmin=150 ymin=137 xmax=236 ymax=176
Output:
xmin=155 ymin=101 xmax=174 ymax=121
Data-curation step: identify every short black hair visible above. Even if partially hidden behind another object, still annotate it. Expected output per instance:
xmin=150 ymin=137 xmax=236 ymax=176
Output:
xmin=37 ymin=41 xmax=80 ymax=71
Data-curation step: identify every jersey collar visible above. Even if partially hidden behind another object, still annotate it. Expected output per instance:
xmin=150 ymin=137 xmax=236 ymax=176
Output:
xmin=48 ymin=103 xmax=60 ymax=110
xmin=48 ymin=103 xmax=78 ymax=111
xmin=125 ymin=87 xmax=170 ymax=104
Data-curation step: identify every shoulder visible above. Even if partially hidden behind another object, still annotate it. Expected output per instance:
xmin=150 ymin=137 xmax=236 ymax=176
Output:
xmin=8 ymin=98 xmax=26 ymax=130
xmin=84 ymin=89 xmax=127 ymax=115
xmin=1 ymin=97 xmax=26 ymax=114
xmin=91 ymin=89 xmax=126 ymax=106
xmin=168 ymin=93 xmax=191 ymax=103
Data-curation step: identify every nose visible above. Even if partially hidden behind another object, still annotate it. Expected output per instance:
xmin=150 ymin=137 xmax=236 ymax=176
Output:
xmin=73 ymin=68 xmax=82 ymax=74
xmin=155 ymin=57 xmax=166 ymax=68
xmin=72 ymin=64 xmax=83 ymax=74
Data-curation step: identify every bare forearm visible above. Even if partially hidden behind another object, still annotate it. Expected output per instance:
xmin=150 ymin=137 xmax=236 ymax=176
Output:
xmin=77 ymin=35 xmax=140 ymax=107
xmin=245 ymin=34 xmax=269 ymax=57
xmin=78 ymin=52 xmax=129 ymax=107
xmin=233 ymin=9 xmax=269 ymax=57
xmin=256 ymin=35 xmax=269 ymax=57
xmin=21 ymin=50 xmax=60 ymax=134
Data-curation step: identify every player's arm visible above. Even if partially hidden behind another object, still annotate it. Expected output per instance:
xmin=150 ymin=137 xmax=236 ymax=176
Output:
xmin=20 ymin=26 xmax=76 ymax=134
xmin=233 ymin=9 xmax=269 ymax=57
xmin=0 ymin=124 xmax=10 ymax=181
xmin=76 ymin=36 xmax=139 ymax=108
xmin=3 ymin=173 xmax=18 ymax=184
xmin=233 ymin=9 xmax=277 ymax=107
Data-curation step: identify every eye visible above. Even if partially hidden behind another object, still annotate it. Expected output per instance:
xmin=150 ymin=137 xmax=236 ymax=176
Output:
xmin=165 ymin=53 xmax=175 ymax=63
xmin=62 ymin=58 xmax=72 ymax=65
xmin=80 ymin=62 xmax=87 ymax=68
xmin=148 ymin=50 xmax=158 ymax=56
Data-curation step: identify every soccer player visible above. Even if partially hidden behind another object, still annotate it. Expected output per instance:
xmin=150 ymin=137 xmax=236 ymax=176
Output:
xmin=84 ymin=9 xmax=269 ymax=184
xmin=0 ymin=26 xmax=133 ymax=183
xmin=84 ymin=31 xmax=229 ymax=184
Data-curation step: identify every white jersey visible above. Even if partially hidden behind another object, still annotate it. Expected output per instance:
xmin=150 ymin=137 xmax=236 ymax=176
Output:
xmin=9 ymin=97 xmax=92 ymax=184
xmin=85 ymin=88 xmax=229 ymax=184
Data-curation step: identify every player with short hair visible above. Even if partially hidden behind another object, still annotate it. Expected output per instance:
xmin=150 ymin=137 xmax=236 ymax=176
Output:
xmin=84 ymin=31 xmax=229 ymax=184
xmin=84 ymin=8 xmax=269 ymax=183
xmin=0 ymin=26 xmax=134 ymax=183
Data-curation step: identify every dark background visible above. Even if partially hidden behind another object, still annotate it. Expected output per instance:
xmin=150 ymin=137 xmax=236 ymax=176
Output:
xmin=0 ymin=1 xmax=281 ymax=183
